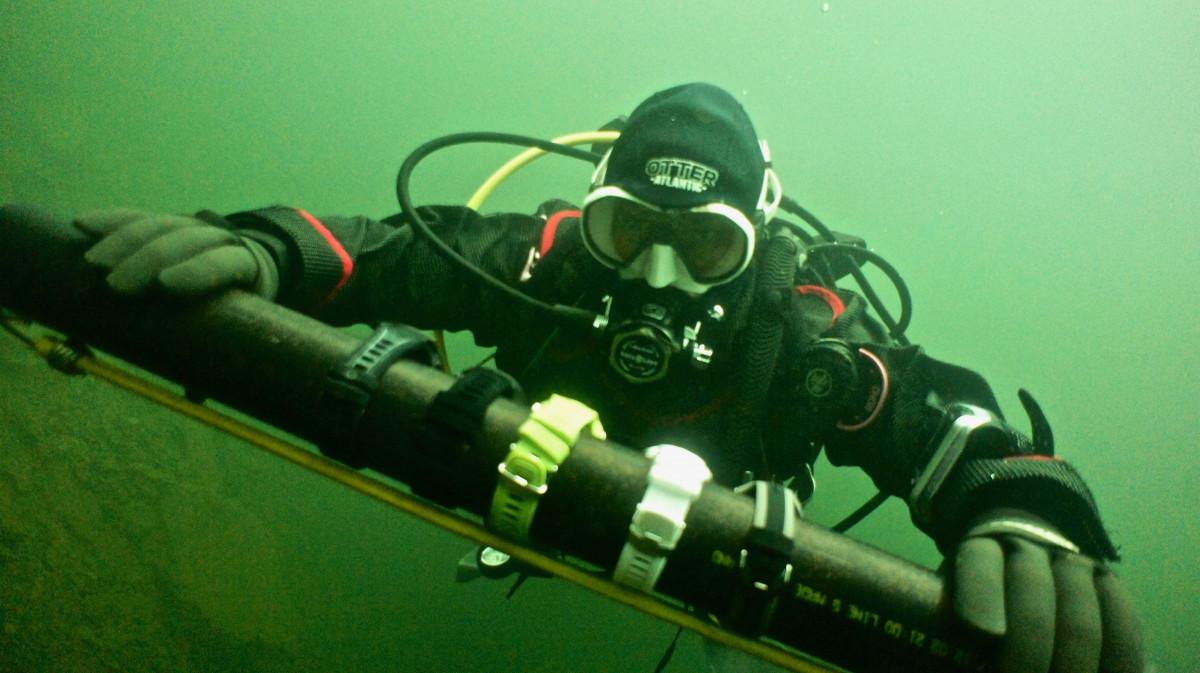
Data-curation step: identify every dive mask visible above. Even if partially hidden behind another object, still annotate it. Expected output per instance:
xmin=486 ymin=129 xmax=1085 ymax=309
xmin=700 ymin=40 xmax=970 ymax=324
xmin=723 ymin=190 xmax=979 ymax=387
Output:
xmin=581 ymin=185 xmax=757 ymax=294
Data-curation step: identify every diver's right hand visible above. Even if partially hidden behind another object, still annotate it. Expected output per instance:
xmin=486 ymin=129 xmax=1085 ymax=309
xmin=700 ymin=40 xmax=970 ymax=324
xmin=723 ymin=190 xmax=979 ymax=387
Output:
xmin=75 ymin=209 xmax=278 ymax=298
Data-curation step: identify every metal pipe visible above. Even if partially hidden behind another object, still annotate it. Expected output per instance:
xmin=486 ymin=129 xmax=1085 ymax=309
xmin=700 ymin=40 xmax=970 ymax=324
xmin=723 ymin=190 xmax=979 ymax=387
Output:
xmin=0 ymin=205 xmax=991 ymax=672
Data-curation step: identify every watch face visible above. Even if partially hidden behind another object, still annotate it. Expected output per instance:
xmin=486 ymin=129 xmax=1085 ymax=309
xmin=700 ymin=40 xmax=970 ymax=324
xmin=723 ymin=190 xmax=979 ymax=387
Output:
xmin=648 ymin=445 xmax=713 ymax=490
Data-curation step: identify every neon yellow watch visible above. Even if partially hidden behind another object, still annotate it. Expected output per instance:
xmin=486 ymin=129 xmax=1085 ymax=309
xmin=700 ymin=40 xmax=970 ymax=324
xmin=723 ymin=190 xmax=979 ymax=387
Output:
xmin=488 ymin=394 xmax=605 ymax=541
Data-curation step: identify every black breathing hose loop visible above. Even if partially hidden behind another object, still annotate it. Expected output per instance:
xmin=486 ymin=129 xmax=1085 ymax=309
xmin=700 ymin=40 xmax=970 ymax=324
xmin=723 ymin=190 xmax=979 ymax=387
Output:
xmin=780 ymin=196 xmax=838 ymax=242
xmin=394 ymin=133 xmax=601 ymax=332
xmin=803 ymin=243 xmax=913 ymax=342
xmin=778 ymin=195 xmax=912 ymax=345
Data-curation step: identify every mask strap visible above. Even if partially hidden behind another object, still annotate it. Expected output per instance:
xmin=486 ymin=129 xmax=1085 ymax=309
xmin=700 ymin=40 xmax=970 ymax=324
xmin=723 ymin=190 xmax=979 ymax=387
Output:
xmin=756 ymin=140 xmax=783 ymax=223
xmin=589 ymin=148 xmax=614 ymax=191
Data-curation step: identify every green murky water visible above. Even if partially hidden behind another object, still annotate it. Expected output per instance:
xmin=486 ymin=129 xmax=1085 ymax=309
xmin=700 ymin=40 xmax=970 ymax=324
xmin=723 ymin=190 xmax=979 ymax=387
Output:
xmin=1 ymin=2 xmax=1196 ymax=671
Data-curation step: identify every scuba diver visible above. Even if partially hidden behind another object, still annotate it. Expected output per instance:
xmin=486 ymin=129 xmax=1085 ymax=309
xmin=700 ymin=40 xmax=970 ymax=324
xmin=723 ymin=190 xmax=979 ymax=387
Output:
xmin=72 ymin=82 xmax=1141 ymax=673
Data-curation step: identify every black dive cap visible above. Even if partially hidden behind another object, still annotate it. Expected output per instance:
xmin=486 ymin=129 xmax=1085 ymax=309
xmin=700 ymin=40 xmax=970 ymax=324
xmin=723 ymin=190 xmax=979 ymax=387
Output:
xmin=603 ymin=83 xmax=766 ymax=215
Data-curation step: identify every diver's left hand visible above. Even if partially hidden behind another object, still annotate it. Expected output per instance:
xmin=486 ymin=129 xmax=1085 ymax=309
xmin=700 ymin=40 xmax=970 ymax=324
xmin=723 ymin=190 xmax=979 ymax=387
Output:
xmin=951 ymin=509 xmax=1144 ymax=673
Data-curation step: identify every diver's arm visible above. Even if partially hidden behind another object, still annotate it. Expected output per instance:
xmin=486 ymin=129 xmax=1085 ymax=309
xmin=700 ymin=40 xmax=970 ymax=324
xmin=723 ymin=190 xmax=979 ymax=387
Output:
xmin=816 ymin=340 xmax=1141 ymax=672
xmin=820 ymin=344 xmax=1117 ymax=558
xmin=225 ymin=205 xmax=542 ymax=333
xmin=75 ymin=204 xmax=545 ymax=339
xmin=785 ymin=284 xmax=1116 ymax=557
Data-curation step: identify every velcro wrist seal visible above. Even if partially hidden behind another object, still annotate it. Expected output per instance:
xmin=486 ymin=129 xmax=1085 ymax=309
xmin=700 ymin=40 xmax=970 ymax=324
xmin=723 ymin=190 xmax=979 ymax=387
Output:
xmin=228 ymin=207 xmax=348 ymax=309
xmin=925 ymin=457 xmax=1118 ymax=561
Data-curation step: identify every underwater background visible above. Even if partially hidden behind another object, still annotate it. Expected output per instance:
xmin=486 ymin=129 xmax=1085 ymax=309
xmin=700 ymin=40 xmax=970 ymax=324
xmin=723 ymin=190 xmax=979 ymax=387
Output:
xmin=1 ymin=1 xmax=1196 ymax=671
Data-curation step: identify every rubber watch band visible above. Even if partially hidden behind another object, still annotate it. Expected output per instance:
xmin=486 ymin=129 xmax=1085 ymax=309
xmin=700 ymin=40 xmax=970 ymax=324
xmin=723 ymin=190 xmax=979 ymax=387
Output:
xmin=320 ymin=322 xmax=439 ymax=468
xmin=488 ymin=394 xmax=605 ymax=541
xmin=727 ymin=480 xmax=802 ymax=635
xmin=613 ymin=444 xmax=712 ymax=593
xmin=415 ymin=368 xmax=524 ymax=506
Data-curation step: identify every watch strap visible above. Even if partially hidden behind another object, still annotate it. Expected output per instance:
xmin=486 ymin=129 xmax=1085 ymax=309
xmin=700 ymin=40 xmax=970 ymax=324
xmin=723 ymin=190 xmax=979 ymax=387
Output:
xmin=488 ymin=394 xmax=605 ymax=541
xmin=613 ymin=444 xmax=712 ymax=593
xmin=414 ymin=367 xmax=524 ymax=506
xmin=320 ymin=322 xmax=439 ymax=468
xmin=726 ymin=480 xmax=802 ymax=635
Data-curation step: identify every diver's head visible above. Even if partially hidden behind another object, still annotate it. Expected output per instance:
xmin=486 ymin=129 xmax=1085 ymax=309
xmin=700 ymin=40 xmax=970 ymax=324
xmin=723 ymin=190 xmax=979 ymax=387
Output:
xmin=582 ymin=83 xmax=782 ymax=294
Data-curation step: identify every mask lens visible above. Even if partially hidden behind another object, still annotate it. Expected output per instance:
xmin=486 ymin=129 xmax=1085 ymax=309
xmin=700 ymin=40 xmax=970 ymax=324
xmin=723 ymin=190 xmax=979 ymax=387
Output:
xmin=669 ymin=212 xmax=747 ymax=281
xmin=582 ymin=192 xmax=752 ymax=284
xmin=609 ymin=200 xmax=662 ymax=262
xmin=584 ymin=196 xmax=657 ymax=266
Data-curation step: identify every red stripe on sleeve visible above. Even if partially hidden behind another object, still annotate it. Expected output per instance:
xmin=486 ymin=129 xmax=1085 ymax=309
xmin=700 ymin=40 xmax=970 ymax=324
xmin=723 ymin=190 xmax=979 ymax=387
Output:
xmin=794 ymin=284 xmax=846 ymax=324
xmin=541 ymin=209 xmax=580 ymax=256
xmin=294 ymin=208 xmax=353 ymax=306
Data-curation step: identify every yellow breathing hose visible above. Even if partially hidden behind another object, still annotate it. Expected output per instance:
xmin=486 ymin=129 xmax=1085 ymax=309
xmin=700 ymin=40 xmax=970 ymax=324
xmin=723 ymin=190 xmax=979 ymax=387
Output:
xmin=466 ymin=130 xmax=620 ymax=210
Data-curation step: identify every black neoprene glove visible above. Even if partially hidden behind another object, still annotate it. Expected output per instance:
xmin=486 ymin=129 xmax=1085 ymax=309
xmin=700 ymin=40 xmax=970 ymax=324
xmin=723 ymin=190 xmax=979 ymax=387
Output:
xmin=75 ymin=208 xmax=278 ymax=298
xmin=952 ymin=508 xmax=1144 ymax=673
